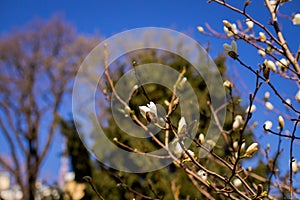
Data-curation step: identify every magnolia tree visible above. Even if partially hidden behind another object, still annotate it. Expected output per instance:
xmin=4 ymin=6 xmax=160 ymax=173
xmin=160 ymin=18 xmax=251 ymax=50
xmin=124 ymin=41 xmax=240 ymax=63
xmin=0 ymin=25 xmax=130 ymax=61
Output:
xmin=71 ymin=1 xmax=300 ymax=199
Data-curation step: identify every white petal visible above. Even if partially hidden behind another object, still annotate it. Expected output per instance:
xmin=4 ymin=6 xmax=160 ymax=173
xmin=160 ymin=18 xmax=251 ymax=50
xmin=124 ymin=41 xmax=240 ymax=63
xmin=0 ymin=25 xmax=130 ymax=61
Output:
xmin=178 ymin=117 xmax=187 ymax=135
xmin=139 ymin=106 xmax=151 ymax=119
xmin=147 ymin=101 xmax=157 ymax=117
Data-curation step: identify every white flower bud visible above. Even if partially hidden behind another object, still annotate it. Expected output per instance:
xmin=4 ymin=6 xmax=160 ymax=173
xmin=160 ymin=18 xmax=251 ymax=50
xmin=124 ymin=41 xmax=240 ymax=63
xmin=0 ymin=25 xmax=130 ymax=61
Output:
xmin=223 ymin=80 xmax=232 ymax=89
xmin=197 ymin=26 xmax=204 ymax=33
xmin=241 ymin=142 xmax=246 ymax=152
xmin=244 ymin=143 xmax=259 ymax=158
xmin=223 ymin=20 xmax=231 ymax=28
xmin=292 ymin=13 xmax=300 ymax=25
xmin=174 ymin=142 xmax=184 ymax=157
xmin=179 ymin=77 xmax=187 ymax=88
xmin=233 ymin=141 xmax=239 ymax=151
xmin=258 ymin=49 xmax=266 ymax=57
xmin=265 ymin=102 xmax=274 ymax=111
xmin=178 ymin=117 xmax=187 ymax=136
xmin=233 ymin=178 xmax=242 ymax=187
xmin=292 ymin=160 xmax=299 ymax=173
xmin=264 ymin=59 xmax=277 ymax=72
xmin=295 ymin=90 xmax=300 ymax=102
xmin=259 ymin=32 xmax=266 ymax=42
xmin=278 ymin=115 xmax=284 ymax=130
xmin=199 ymin=133 xmax=205 ymax=144
xmin=245 ymin=105 xmax=256 ymax=113
xmin=245 ymin=18 xmax=254 ymax=29
xmin=264 ymin=121 xmax=273 ymax=130
xmin=264 ymin=91 xmax=270 ymax=101
xmin=233 ymin=115 xmax=243 ymax=130
xmin=197 ymin=170 xmax=207 ymax=181
xmin=285 ymin=98 xmax=291 ymax=109
xmin=276 ymin=58 xmax=289 ymax=71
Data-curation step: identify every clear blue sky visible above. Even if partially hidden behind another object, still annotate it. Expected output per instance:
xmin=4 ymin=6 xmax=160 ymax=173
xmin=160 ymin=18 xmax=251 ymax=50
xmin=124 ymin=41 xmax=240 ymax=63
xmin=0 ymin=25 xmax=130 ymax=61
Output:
xmin=1 ymin=0 xmax=300 ymax=184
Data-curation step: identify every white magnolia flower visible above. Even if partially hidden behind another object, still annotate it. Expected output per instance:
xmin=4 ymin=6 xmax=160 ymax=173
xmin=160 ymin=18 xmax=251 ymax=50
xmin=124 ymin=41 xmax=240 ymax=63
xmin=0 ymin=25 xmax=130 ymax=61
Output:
xmin=233 ymin=178 xmax=242 ymax=187
xmin=223 ymin=80 xmax=232 ymax=89
xmin=295 ymin=90 xmax=300 ymax=102
xmin=259 ymin=32 xmax=266 ymax=42
xmin=276 ymin=58 xmax=289 ymax=71
xmin=199 ymin=133 xmax=205 ymax=144
xmin=292 ymin=160 xmax=299 ymax=173
xmin=178 ymin=117 xmax=187 ymax=136
xmin=245 ymin=105 xmax=256 ymax=113
xmin=233 ymin=141 xmax=245 ymax=152
xmin=246 ymin=18 xmax=254 ymax=29
xmin=223 ymin=41 xmax=238 ymax=59
xmin=264 ymin=91 xmax=270 ymax=101
xmin=292 ymin=13 xmax=300 ymax=25
xmin=139 ymin=101 xmax=158 ymax=123
xmin=197 ymin=170 xmax=207 ymax=181
xmin=258 ymin=49 xmax=266 ymax=57
xmin=264 ymin=121 xmax=273 ymax=130
xmin=264 ymin=59 xmax=277 ymax=72
xmin=197 ymin=26 xmax=204 ymax=33
xmin=265 ymin=102 xmax=274 ymax=111
xmin=244 ymin=143 xmax=259 ymax=158
xmin=233 ymin=115 xmax=243 ymax=130
xmin=278 ymin=115 xmax=284 ymax=130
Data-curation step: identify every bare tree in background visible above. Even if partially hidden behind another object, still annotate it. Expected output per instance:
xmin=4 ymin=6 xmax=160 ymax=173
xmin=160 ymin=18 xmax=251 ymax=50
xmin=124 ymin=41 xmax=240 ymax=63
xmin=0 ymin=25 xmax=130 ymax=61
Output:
xmin=0 ymin=17 xmax=97 ymax=199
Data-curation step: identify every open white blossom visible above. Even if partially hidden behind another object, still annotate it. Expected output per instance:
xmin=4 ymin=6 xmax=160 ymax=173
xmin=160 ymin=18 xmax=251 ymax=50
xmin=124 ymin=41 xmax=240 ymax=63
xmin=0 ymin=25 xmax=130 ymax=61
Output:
xmin=197 ymin=170 xmax=207 ymax=181
xmin=233 ymin=179 xmax=242 ymax=187
xmin=178 ymin=117 xmax=187 ymax=136
xmin=265 ymin=102 xmax=274 ymax=111
xmin=258 ymin=49 xmax=266 ymax=57
xmin=295 ymin=90 xmax=300 ymax=102
xmin=259 ymin=32 xmax=266 ymax=42
xmin=276 ymin=58 xmax=289 ymax=71
xmin=139 ymin=101 xmax=158 ymax=123
xmin=264 ymin=121 xmax=273 ymax=130
xmin=245 ymin=105 xmax=256 ymax=113
xmin=223 ymin=41 xmax=238 ymax=59
xmin=292 ymin=13 xmax=300 ymax=25
xmin=264 ymin=59 xmax=277 ymax=72
xmin=245 ymin=18 xmax=254 ymax=29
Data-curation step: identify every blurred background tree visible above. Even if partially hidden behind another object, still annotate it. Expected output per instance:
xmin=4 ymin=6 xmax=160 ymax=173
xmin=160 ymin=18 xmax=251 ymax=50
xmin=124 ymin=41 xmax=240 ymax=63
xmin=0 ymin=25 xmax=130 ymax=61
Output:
xmin=0 ymin=17 xmax=98 ymax=199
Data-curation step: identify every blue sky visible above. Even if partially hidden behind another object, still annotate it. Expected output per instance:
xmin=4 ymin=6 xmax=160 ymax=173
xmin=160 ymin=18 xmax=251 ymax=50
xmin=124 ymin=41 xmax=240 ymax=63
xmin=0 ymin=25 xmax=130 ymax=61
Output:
xmin=1 ymin=0 xmax=300 ymax=185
